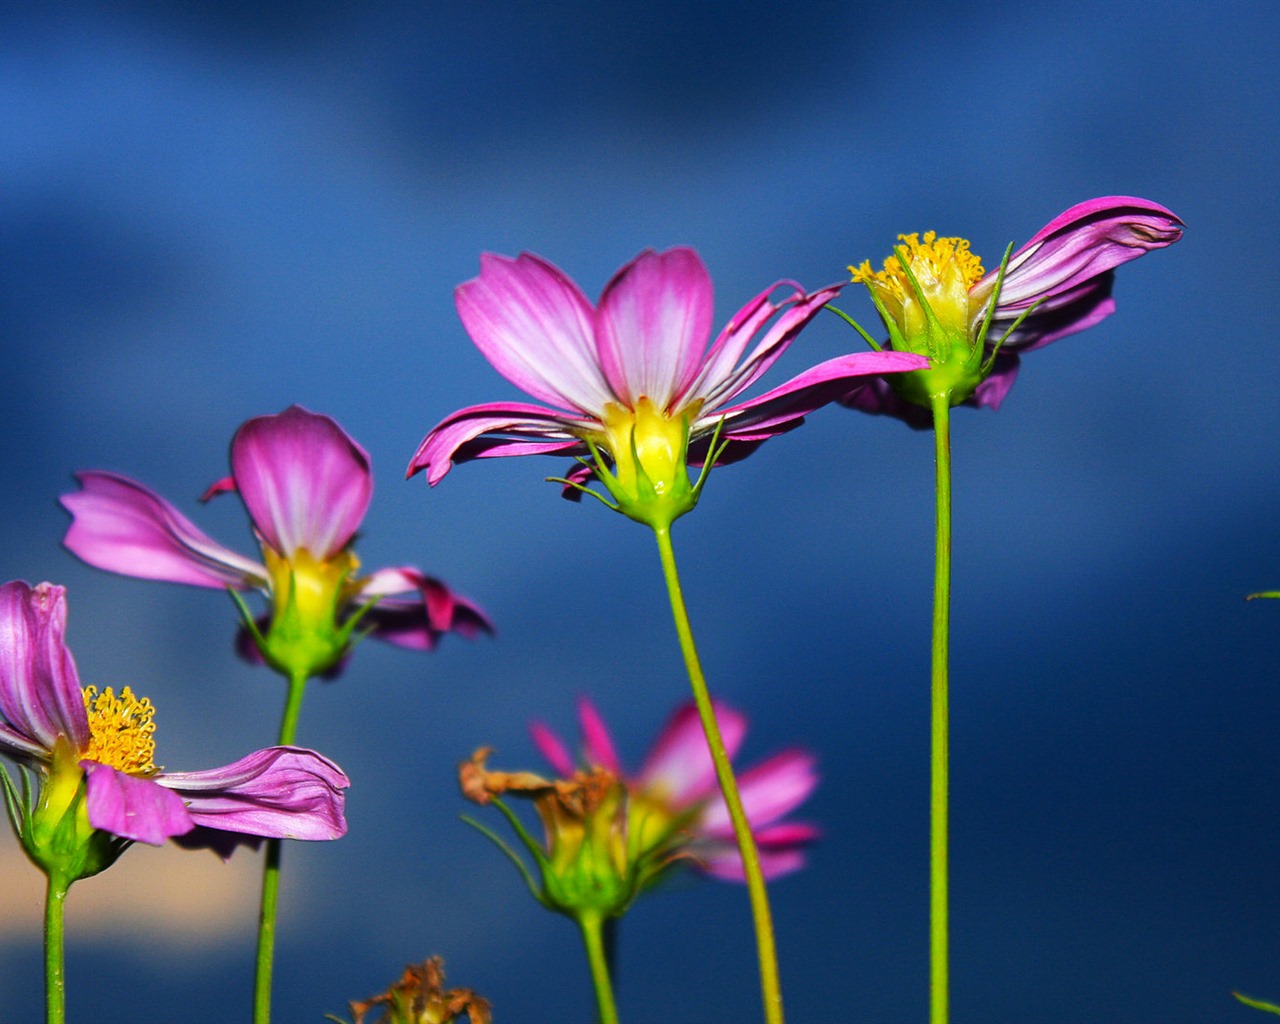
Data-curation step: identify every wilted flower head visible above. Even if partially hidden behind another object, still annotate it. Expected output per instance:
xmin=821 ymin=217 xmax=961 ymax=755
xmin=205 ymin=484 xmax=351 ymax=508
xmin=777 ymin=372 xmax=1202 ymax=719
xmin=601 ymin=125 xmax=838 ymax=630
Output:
xmin=338 ymin=957 xmax=491 ymax=1024
xmin=0 ymin=581 xmax=348 ymax=881
xmin=531 ymin=697 xmax=819 ymax=881
xmin=842 ymin=196 xmax=1183 ymax=424
xmin=409 ymin=247 xmax=926 ymax=527
xmin=61 ymin=405 xmax=490 ymax=679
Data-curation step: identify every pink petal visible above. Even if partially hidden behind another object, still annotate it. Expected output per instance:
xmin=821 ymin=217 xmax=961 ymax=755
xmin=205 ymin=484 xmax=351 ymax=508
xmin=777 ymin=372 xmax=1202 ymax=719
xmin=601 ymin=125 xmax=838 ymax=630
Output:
xmin=160 ymin=746 xmax=349 ymax=841
xmin=838 ymin=378 xmax=934 ymax=430
xmin=231 ymin=405 xmax=372 ymax=559
xmin=971 ymin=353 xmax=1021 ymax=410
xmin=61 ymin=472 xmax=264 ymax=589
xmin=697 ymin=842 xmax=812 ymax=882
xmin=576 ymin=697 xmax=622 ymax=775
xmin=698 ymin=749 xmax=819 ymax=834
xmin=530 ymin=721 xmax=575 ymax=777
xmin=360 ymin=575 xmax=494 ymax=651
xmin=638 ymin=701 xmax=746 ymax=807
xmin=0 ymin=581 xmax=90 ymax=755
xmin=84 ymin=761 xmax=194 ymax=845
xmin=407 ymin=401 xmax=589 ymax=486
xmin=595 ymin=247 xmax=713 ymax=408
xmin=983 ymin=195 xmax=1183 ymax=313
xmin=456 ymin=252 xmax=616 ymax=414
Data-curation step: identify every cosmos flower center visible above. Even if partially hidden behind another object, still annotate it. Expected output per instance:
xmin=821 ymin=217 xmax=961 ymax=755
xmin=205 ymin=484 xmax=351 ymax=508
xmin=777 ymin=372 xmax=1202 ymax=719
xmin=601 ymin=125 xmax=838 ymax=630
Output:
xmin=263 ymin=545 xmax=359 ymax=626
xmin=81 ymin=685 xmax=158 ymax=776
xmin=599 ymin=396 xmax=696 ymax=498
xmin=851 ymin=232 xmax=985 ymax=338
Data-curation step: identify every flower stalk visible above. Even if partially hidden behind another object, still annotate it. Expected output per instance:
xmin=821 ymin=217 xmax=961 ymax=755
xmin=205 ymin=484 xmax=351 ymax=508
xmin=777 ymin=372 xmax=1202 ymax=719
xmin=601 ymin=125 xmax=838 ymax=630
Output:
xmin=929 ymin=393 xmax=952 ymax=1024
xmin=578 ymin=910 xmax=620 ymax=1024
xmin=653 ymin=524 xmax=784 ymax=1024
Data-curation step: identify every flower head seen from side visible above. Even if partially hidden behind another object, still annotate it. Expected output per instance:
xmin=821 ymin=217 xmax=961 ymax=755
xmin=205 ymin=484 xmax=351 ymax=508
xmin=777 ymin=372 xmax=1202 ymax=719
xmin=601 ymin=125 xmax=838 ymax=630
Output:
xmin=840 ymin=196 xmax=1184 ymax=426
xmin=338 ymin=957 xmax=491 ymax=1024
xmin=527 ymin=696 xmax=819 ymax=886
xmin=0 ymin=581 xmax=349 ymax=882
xmin=409 ymin=247 xmax=928 ymax=528
xmin=61 ymin=405 xmax=491 ymax=680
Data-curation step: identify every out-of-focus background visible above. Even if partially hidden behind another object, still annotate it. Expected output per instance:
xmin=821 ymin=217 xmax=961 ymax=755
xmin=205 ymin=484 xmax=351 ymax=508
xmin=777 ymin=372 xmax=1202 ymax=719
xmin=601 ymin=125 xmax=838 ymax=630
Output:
xmin=1 ymin=2 xmax=1275 ymax=1020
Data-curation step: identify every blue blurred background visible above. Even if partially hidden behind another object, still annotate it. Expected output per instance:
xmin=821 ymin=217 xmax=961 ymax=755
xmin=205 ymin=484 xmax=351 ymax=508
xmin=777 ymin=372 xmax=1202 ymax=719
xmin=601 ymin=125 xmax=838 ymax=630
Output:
xmin=1 ymin=1 xmax=1275 ymax=1020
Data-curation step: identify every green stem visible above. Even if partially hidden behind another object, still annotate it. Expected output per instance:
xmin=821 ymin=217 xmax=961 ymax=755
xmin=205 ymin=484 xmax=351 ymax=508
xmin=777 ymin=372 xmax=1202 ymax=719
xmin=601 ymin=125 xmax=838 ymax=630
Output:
xmin=929 ymin=393 xmax=953 ymax=1024
xmin=253 ymin=667 xmax=310 ymax=1024
xmin=44 ymin=871 xmax=69 ymax=1024
xmin=578 ymin=911 xmax=620 ymax=1024
xmin=652 ymin=525 xmax=784 ymax=1024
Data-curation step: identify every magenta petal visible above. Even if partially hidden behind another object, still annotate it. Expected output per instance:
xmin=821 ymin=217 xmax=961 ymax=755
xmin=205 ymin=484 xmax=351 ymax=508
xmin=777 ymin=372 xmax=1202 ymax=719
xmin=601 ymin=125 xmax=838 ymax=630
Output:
xmin=971 ymin=353 xmax=1021 ymax=410
xmin=595 ymin=248 xmax=714 ymax=408
xmin=457 ymin=252 xmax=616 ymax=413
xmin=988 ymin=196 xmax=1183 ymax=313
xmin=0 ymin=581 xmax=90 ymax=755
xmin=61 ymin=472 xmax=264 ymax=590
xmin=699 ymin=749 xmax=818 ymax=834
xmin=638 ymin=701 xmax=746 ymax=806
xmin=231 ymin=405 xmax=372 ymax=559
xmin=698 ymin=842 xmax=811 ymax=882
xmin=359 ymin=571 xmax=493 ymax=650
xmin=160 ymin=746 xmax=349 ymax=841
xmin=84 ymin=762 xmax=194 ymax=845
xmin=407 ymin=401 xmax=589 ymax=485
xmin=576 ymin=697 xmax=622 ymax=775
xmin=530 ymin=721 xmax=575 ymax=777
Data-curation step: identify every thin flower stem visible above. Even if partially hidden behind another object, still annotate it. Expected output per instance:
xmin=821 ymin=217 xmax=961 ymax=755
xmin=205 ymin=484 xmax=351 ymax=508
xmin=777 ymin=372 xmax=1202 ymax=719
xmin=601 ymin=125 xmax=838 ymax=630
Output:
xmin=44 ymin=871 xmax=69 ymax=1024
xmin=578 ymin=911 xmax=620 ymax=1024
xmin=253 ymin=667 xmax=310 ymax=1024
xmin=652 ymin=525 xmax=784 ymax=1024
xmin=929 ymin=393 xmax=953 ymax=1024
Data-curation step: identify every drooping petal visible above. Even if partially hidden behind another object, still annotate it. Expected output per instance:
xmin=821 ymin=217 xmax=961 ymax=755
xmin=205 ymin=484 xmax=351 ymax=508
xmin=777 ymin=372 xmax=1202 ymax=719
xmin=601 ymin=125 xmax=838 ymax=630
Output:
xmin=456 ymin=252 xmax=616 ymax=414
xmin=407 ymin=401 xmax=590 ymax=486
xmin=159 ymin=746 xmax=349 ymax=841
xmin=990 ymin=277 xmax=1117 ymax=353
xmin=696 ymin=822 xmax=818 ymax=881
xmin=61 ymin=473 xmax=265 ymax=590
xmin=530 ymin=721 xmax=576 ymax=777
xmin=83 ymin=761 xmax=194 ymax=845
xmin=838 ymin=377 xmax=934 ymax=430
xmin=638 ymin=701 xmax=747 ymax=807
xmin=360 ymin=575 xmax=494 ymax=651
xmin=698 ymin=749 xmax=819 ymax=834
xmin=575 ymin=697 xmax=622 ymax=775
xmin=708 ymin=349 xmax=931 ymax=440
xmin=595 ymin=247 xmax=714 ymax=409
xmin=231 ymin=405 xmax=372 ymax=560
xmin=979 ymin=196 xmax=1183 ymax=315
xmin=0 ymin=581 xmax=90 ymax=755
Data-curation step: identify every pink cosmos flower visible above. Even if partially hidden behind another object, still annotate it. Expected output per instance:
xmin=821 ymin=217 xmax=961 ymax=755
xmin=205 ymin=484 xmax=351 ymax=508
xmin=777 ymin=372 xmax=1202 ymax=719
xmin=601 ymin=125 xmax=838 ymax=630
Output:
xmin=408 ymin=247 xmax=927 ymax=491
xmin=61 ymin=406 xmax=490 ymax=671
xmin=530 ymin=697 xmax=818 ymax=881
xmin=842 ymin=196 xmax=1184 ymax=426
xmin=0 ymin=580 xmax=348 ymax=847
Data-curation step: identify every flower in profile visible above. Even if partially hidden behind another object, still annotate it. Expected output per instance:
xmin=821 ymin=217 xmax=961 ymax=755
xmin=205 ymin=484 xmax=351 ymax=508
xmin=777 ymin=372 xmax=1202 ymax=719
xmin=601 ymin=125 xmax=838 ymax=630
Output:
xmin=409 ymin=247 xmax=927 ymax=527
xmin=0 ymin=581 xmax=348 ymax=881
xmin=841 ymin=196 xmax=1184 ymax=425
xmin=61 ymin=405 xmax=490 ymax=679
xmin=531 ymin=697 xmax=819 ymax=881
xmin=338 ymin=957 xmax=491 ymax=1024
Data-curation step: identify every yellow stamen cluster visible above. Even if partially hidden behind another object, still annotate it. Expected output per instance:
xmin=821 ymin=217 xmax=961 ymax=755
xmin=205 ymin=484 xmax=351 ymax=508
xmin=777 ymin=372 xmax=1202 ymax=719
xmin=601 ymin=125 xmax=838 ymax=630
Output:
xmin=851 ymin=232 xmax=985 ymax=340
xmin=81 ymin=685 xmax=158 ymax=776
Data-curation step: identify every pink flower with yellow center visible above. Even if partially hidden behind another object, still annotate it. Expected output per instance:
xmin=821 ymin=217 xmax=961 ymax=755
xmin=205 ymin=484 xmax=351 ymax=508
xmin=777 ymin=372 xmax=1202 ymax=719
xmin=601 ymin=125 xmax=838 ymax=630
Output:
xmin=60 ymin=405 xmax=490 ymax=677
xmin=408 ymin=247 xmax=927 ymax=525
xmin=842 ymin=196 xmax=1184 ymax=424
xmin=0 ymin=580 xmax=348 ymax=853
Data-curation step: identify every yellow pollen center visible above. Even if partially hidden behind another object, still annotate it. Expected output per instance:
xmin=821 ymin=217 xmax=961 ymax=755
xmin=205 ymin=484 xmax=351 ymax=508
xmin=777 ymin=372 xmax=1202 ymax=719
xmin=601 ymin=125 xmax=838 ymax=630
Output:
xmin=81 ymin=685 xmax=158 ymax=775
xmin=850 ymin=232 xmax=985 ymax=338
xmin=263 ymin=545 xmax=358 ymax=625
xmin=598 ymin=396 xmax=698 ymax=497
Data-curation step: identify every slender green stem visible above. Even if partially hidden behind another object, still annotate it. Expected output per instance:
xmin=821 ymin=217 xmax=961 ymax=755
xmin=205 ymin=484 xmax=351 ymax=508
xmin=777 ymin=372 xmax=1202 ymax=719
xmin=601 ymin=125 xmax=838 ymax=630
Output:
xmin=652 ymin=525 xmax=784 ymax=1024
xmin=44 ymin=871 xmax=69 ymax=1024
xmin=929 ymin=393 xmax=953 ymax=1024
xmin=253 ymin=668 xmax=310 ymax=1024
xmin=578 ymin=911 xmax=620 ymax=1024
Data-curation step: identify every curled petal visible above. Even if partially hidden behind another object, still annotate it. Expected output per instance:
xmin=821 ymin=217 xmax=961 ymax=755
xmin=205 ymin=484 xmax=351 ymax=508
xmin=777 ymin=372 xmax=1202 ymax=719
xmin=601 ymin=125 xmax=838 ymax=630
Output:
xmin=407 ymin=401 xmax=589 ymax=486
xmin=160 ymin=746 xmax=349 ymax=841
xmin=456 ymin=252 xmax=615 ymax=413
xmin=84 ymin=761 xmax=194 ymax=845
xmin=361 ymin=572 xmax=493 ymax=651
xmin=61 ymin=473 xmax=264 ymax=590
xmin=0 ymin=581 xmax=90 ymax=754
xmin=637 ymin=701 xmax=746 ymax=807
xmin=595 ymin=247 xmax=713 ymax=408
xmin=231 ymin=405 xmax=372 ymax=559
